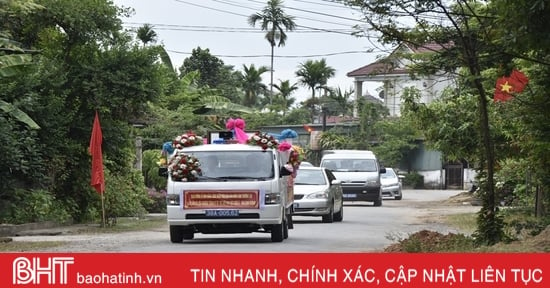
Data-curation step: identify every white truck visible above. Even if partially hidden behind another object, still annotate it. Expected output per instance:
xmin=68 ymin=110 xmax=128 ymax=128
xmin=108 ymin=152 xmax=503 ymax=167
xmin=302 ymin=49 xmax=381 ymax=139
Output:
xmin=160 ymin=140 xmax=294 ymax=243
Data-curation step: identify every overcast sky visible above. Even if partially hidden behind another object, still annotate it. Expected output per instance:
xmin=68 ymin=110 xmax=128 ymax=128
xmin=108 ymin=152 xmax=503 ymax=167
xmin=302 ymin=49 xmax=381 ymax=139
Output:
xmin=113 ymin=0 xmax=387 ymax=102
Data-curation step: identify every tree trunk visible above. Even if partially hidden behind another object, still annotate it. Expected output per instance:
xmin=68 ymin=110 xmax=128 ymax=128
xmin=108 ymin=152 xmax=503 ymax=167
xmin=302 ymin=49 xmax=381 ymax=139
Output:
xmin=270 ymin=44 xmax=274 ymax=105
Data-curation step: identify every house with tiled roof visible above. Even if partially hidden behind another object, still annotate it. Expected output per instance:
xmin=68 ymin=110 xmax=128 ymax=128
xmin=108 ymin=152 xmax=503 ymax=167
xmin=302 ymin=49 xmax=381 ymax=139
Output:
xmin=345 ymin=42 xmax=470 ymax=190
xmin=347 ymin=42 xmax=456 ymax=117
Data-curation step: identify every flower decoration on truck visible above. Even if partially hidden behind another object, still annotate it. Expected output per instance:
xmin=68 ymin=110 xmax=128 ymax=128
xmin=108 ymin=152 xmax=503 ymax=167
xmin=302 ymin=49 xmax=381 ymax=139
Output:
xmin=289 ymin=145 xmax=304 ymax=167
xmin=172 ymin=133 xmax=204 ymax=149
xmin=247 ymin=132 xmax=279 ymax=150
xmin=167 ymin=151 xmax=201 ymax=182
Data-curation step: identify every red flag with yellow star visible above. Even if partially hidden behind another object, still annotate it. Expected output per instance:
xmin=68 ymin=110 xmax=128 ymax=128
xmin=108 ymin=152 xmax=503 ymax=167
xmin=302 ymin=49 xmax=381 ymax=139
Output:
xmin=494 ymin=69 xmax=528 ymax=102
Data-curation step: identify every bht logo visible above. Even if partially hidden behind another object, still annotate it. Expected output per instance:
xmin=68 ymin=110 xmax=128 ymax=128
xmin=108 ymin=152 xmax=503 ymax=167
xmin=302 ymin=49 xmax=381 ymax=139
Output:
xmin=12 ymin=256 xmax=74 ymax=285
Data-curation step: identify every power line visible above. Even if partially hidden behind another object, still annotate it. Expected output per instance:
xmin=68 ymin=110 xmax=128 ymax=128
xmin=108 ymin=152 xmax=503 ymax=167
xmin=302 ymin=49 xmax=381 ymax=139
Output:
xmin=167 ymin=49 xmax=374 ymax=59
xmin=173 ymin=0 xmax=361 ymax=35
xmin=122 ymin=22 xmax=355 ymax=33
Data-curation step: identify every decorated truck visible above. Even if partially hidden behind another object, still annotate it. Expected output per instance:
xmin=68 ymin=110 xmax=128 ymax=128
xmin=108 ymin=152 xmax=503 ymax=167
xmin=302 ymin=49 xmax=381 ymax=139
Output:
xmin=160 ymin=129 xmax=296 ymax=243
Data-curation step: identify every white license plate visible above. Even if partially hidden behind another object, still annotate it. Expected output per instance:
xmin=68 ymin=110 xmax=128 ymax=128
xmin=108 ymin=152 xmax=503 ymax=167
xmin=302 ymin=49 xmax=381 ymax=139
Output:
xmin=205 ymin=209 xmax=239 ymax=217
xmin=343 ymin=194 xmax=356 ymax=198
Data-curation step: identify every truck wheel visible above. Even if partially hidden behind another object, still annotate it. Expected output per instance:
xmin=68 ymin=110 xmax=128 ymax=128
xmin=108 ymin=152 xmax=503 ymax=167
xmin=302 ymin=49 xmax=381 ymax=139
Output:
xmin=271 ymin=221 xmax=284 ymax=242
xmin=283 ymin=219 xmax=289 ymax=239
xmin=170 ymin=226 xmax=184 ymax=243
xmin=287 ymin=207 xmax=294 ymax=229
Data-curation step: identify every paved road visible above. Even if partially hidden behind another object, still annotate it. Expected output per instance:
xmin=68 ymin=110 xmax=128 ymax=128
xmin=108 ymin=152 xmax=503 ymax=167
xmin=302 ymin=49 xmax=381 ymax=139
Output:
xmin=12 ymin=189 xmax=479 ymax=252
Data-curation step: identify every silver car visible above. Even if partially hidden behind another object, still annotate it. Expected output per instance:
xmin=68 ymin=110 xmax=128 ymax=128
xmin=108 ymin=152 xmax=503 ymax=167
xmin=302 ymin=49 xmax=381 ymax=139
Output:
xmin=381 ymin=168 xmax=403 ymax=200
xmin=292 ymin=167 xmax=343 ymax=223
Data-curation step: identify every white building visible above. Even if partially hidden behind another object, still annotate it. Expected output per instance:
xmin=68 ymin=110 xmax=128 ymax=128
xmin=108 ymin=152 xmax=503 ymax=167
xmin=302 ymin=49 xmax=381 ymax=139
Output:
xmin=346 ymin=43 xmax=474 ymax=190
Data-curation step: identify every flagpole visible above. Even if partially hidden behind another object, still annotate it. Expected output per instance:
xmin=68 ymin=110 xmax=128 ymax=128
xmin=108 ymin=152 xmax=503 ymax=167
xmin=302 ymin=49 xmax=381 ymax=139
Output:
xmin=101 ymin=194 xmax=106 ymax=228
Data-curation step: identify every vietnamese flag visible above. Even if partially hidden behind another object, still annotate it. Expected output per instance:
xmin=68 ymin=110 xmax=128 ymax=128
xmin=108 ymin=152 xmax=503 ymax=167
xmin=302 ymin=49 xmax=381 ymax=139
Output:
xmin=89 ymin=111 xmax=105 ymax=194
xmin=494 ymin=69 xmax=528 ymax=102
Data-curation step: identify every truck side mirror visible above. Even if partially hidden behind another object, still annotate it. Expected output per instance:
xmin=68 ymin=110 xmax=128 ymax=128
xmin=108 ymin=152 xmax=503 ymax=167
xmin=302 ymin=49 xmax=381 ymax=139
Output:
xmin=158 ymin=167 xmax=168 ymax=177
xmin=379 ymin=166 xmax=386 ymax=174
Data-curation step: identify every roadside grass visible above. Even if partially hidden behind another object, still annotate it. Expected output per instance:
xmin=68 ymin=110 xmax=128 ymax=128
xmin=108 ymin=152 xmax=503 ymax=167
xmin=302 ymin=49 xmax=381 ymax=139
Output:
xmin=389 ymin=208 xmax=550 ymax=252
xmin=68 ymin=216 xmax=167 ymax=234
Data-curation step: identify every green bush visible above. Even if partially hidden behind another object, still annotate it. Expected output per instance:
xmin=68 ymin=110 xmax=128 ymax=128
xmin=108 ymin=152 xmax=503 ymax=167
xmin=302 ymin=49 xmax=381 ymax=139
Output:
xmin=0 ymin=189 xmax=71 ymax=224
xmin=143 ymin=188 xmax=167 ymax=213
xmin=402 ymin=172 xmax=424 ymax=189
xmin=102 ymin=169 xmax=149 ymax=224
xmin=142 ymin=149 xmax=167 ymax=190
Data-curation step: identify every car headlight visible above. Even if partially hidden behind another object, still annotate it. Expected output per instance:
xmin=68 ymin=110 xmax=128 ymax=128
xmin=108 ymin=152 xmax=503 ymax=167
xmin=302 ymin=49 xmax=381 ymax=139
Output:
xmin=265 ymin=192 xmax=281 ymax=204
xmin=306 ymin=191 xmax=329 ymax=199
xmin=166 ymin=194 xmax=180 ymax=206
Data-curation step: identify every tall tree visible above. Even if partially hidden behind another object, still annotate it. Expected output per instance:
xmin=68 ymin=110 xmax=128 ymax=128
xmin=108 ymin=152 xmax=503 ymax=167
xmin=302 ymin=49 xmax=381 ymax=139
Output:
xmin=344 ymin=0 xmax=545 ymax=244
xmin=239 ymin=64 xmax=269 ymax=107
xmin=136 ymin=23 xmax=157 ymax=46
xmin=295 ymin=58 xmax=335 ymax=121
xmin=179 ymin=47 xmax=224 ymax=88
xmin=326 ymin=86 xmax=354 ymax=117
xmin=248 ymin=0 xmax=296 ymax=104
xmin=295 ymin=58 xmax=335 ymax=101
xmin=272 ymin=79 xmax=297 ymax=115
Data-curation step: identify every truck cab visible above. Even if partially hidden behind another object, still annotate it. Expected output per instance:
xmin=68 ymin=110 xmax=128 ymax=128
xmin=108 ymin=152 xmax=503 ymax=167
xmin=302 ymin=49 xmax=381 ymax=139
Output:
xmin=162 ymin=142 xmax=293 ymax=243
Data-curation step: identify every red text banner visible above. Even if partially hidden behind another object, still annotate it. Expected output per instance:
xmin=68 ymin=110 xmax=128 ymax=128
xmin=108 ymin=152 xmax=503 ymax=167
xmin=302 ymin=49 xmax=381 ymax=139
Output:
xmin=184 ymin=190 xmax=259 ymax=209
xmin=0 ymin=253 xmax=548 ymax=287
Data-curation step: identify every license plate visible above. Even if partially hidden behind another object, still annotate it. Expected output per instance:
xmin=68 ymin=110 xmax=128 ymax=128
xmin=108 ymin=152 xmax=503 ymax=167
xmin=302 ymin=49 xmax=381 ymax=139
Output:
xmin=205 ymin=209 xmax=239 ymax=217
xmin=343 ymin=194 xmax=356 ymax=198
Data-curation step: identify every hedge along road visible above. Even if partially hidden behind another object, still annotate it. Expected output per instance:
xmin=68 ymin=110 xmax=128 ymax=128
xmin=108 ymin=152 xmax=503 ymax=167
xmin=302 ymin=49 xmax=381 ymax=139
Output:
xmin=10 ymin=189 xmax=479 ymax=252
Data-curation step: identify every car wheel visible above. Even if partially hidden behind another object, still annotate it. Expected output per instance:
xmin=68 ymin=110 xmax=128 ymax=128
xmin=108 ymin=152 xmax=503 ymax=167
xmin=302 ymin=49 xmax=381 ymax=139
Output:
xmin=373 ymin=198 xmax=383 ymax=207
xmin=169 ymin=226 xmax=184 ymax=243
xmin=322 ymin=203 xmax=334 ymax=223
xmin=395 ymin=194 xmax=403 ymax=200
xmin=334 ymin=204 xmax=343 ymax=222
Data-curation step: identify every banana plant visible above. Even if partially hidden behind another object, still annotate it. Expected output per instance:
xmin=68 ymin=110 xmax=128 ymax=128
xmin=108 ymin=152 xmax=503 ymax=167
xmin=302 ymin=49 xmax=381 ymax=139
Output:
xmin=0 ymin=37 xmax=40 ymax=129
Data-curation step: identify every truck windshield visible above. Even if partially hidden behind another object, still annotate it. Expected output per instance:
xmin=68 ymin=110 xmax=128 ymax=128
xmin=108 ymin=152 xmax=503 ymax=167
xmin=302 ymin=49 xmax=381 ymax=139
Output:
xmin=191 ymin=151 xmax=274 ymax=180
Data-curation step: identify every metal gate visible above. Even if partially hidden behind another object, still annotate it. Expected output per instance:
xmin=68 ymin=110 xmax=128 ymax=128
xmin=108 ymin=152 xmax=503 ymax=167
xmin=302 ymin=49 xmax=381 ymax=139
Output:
xmin=445 ymin=164 xmax=463 ymax=189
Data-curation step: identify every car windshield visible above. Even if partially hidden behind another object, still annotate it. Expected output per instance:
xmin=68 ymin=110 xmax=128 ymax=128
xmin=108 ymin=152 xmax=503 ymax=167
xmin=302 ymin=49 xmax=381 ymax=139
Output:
xmin=321 ymin=159 xmax=377 ymax=172
xmin=381 ymin=168 xmax=397 ymax=179
xmin=189 ymin=151 xmax=274 ymax=180
xmin=294 ymin=169 xmax=326 ymax=185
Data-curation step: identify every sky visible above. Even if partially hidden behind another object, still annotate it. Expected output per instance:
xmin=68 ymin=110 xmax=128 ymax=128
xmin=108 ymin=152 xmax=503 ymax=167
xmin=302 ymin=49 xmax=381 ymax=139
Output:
xmin=113 ymin=0 xmax=387 ymax=102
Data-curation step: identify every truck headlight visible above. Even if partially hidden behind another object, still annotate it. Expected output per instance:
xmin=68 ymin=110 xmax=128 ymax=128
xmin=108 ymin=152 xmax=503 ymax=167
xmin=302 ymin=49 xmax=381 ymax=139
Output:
xmin=366 ymin=180 xmax=378 ymax=186
xmin=166 ymin=194 xmax=180 ymax=206
xmin=264 ymin=192 xmax=281 ymax=204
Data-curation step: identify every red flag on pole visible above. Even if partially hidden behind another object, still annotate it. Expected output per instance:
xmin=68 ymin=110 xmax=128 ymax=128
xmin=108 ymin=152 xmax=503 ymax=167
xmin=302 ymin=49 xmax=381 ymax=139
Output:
xmin=494 ymin=69 xmax=528 ymax=102
xmin=89 ymin=111 xmax=105 ymax=194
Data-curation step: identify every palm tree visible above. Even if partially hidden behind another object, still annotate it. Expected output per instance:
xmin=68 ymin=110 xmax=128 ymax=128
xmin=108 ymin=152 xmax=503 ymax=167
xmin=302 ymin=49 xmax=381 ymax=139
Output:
xmin=240 ymin=64 xmax=269 ymax=107
xmin=296 ymin=58 xmax=335 ymax=122
xmin=136 ymin=24 xmax=157 ymax=46
xmin=327 ymin=86 xmax=355 ymax=117
xmin=295 ymin=58 xmax=336 ymax=101
xmin=248 ymin=0 xmax=296 ymax=105
xmin=272 ymin=79 xmax=297 ymax=116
